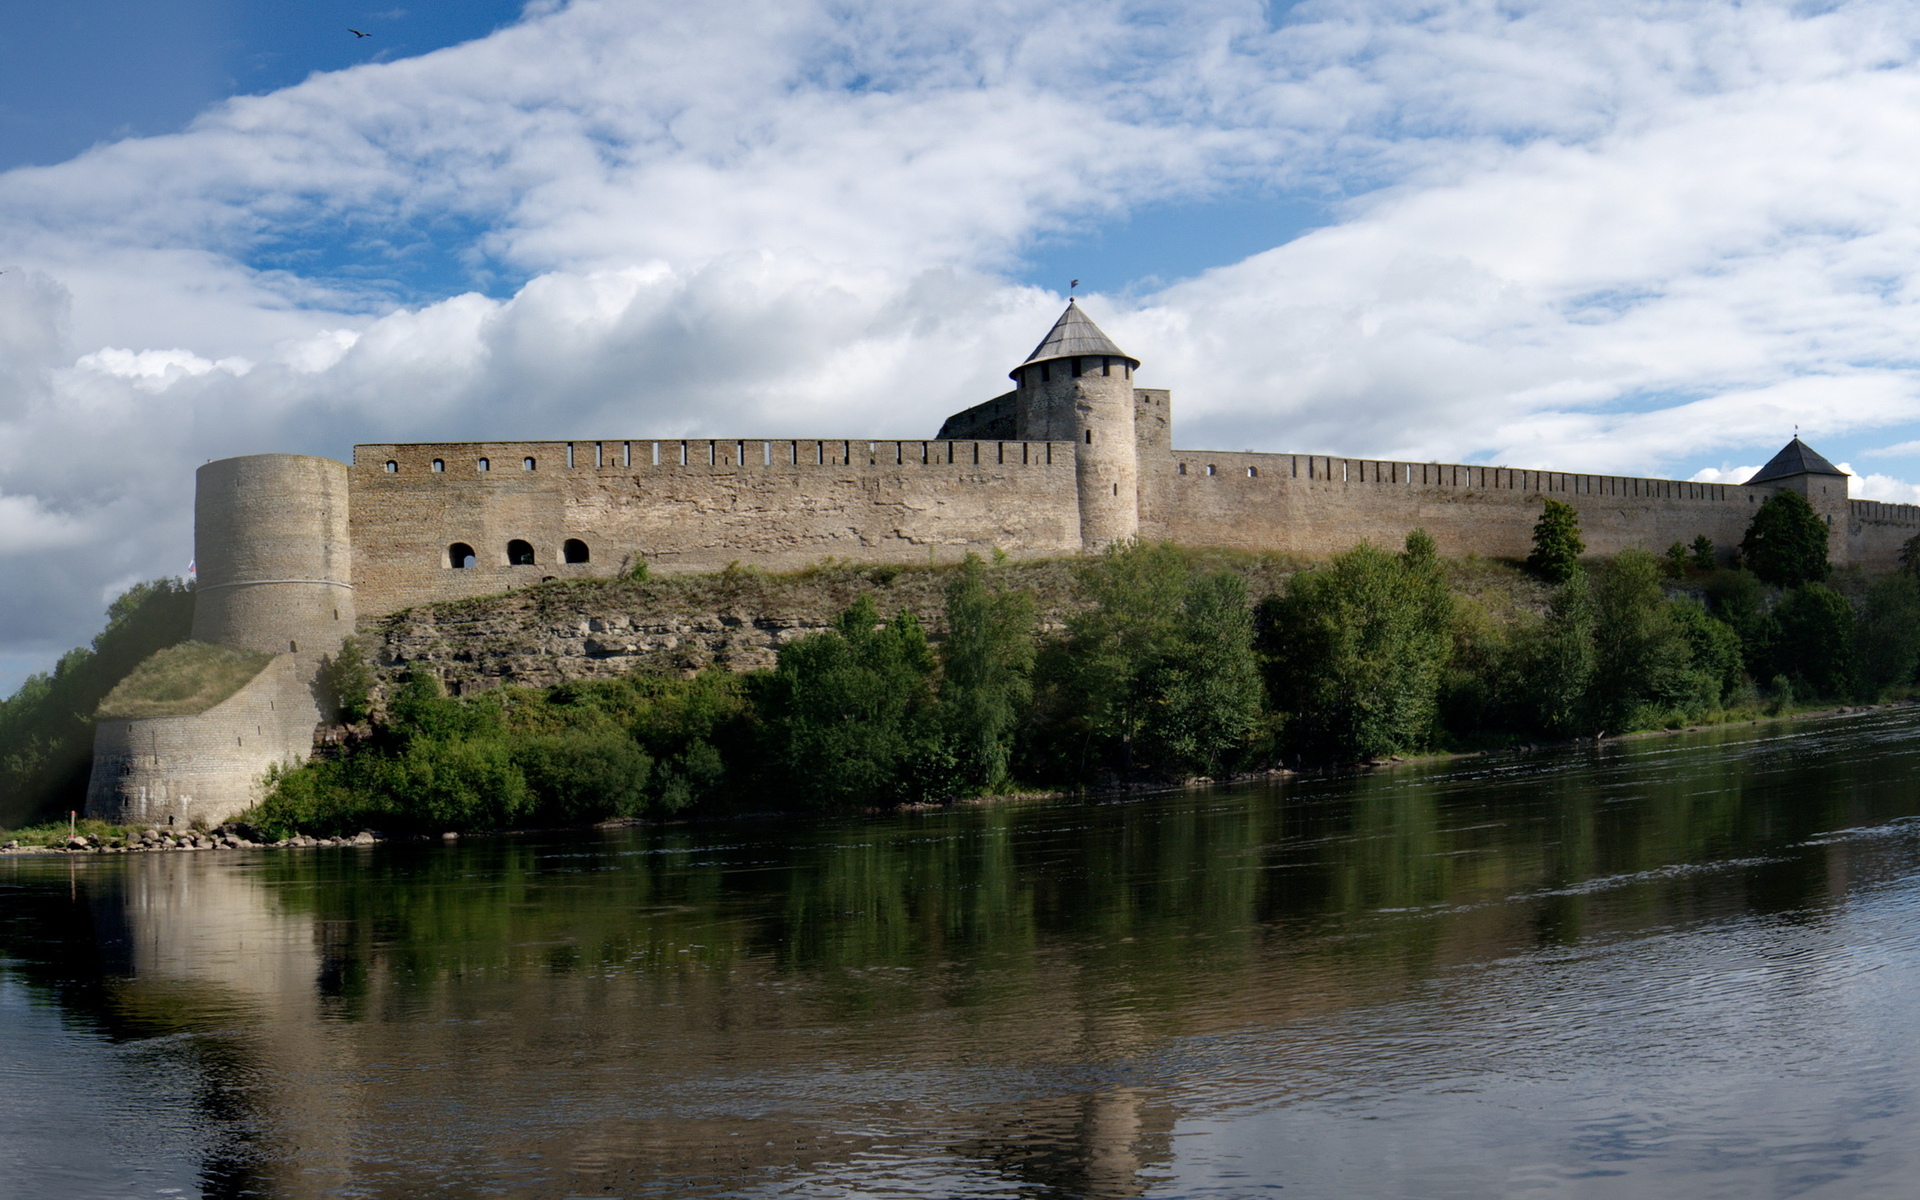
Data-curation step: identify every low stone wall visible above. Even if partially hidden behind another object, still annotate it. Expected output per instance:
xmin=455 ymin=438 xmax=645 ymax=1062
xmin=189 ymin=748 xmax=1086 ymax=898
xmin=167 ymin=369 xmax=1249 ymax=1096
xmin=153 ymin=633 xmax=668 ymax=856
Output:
xmin=84 ymin=653 xmax=329 ymax=829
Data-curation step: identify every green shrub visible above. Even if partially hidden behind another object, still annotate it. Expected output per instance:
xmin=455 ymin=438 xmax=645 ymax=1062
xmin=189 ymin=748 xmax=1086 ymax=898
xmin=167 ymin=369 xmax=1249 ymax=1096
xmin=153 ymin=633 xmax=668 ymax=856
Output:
xmin=515 ymin=730 xmax=652 ymax=820
xmin=1526 ymin=499 xmax=1585 ymax=583
xmin=1690 ymin=535 xmax=1717 ymax=572
xmin=392 ymin=736 xmax=531 ymax=829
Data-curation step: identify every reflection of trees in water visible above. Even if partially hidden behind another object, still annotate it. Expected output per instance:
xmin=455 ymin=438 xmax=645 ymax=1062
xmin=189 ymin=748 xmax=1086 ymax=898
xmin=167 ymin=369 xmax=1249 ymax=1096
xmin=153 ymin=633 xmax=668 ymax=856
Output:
xmin=5 ymin=713 xmax=1918 ymax=1195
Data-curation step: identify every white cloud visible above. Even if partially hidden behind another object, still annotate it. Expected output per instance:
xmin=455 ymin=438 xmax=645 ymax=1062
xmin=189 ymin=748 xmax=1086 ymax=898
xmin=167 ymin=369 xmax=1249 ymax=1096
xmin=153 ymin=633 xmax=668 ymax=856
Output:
xmin=76 ymin=348 xmax=252 ymax=391
xmin=1851 ymin=473 xmax=1920 ymax=505
xmin=10 ymin=0 xmax=1920 ymax=678
xmin=1691 ymin=466 xmax=1760 ymax=486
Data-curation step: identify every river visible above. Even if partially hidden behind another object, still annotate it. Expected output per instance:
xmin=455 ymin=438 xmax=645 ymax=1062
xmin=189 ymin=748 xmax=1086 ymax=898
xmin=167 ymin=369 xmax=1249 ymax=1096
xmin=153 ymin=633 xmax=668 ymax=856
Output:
xmin=4 ymin=710 xmax=1920 ymax=1198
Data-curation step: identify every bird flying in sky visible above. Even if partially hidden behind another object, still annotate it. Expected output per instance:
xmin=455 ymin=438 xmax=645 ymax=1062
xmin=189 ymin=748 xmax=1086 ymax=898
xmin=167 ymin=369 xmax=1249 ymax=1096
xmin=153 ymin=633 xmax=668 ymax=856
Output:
xmin=349 ymin=28 xmax=371 ymax=38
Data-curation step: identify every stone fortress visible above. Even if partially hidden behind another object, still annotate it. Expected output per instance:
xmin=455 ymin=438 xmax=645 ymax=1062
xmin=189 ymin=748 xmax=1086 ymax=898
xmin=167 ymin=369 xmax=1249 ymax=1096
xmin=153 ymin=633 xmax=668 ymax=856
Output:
xmin=84 ymin=301 xmax=1920 ymax=827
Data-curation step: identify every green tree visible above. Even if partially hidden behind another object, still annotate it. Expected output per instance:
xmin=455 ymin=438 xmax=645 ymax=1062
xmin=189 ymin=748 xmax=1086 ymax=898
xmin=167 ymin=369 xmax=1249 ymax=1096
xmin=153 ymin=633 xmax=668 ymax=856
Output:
xmin=1670 ymin=601 xmax=1744 ymax=709
xmin=0 ymin=578 xmax=196 ymax=829
xmin=1046 ymin=541 xmax=1193 ymax=774
xmin=1760 ymin=583 xmax=1854 ymax=699
xmin=1852 ymin=574 xmax=1920 ymax=700
xmin=1527 ymin=499 xmax=1585 ymax=583
xmin=1899 ymin=533 xmax=1920 ymax=581
xmin=1741 ymin=491 xmax=1831 ymax=586
xmin=752 ymin=595 xmax=942 ymax=808
xmin=1140 ymin=570 xmax=1267 ymax=776
xmin=1530 ymin=573 xmax=1598 ymax=735
xmin=1689 ymin=535 xmax=1717 ymax=572
xmin=938 ymin=553 xmax=1036 ymax=794
xmin=1261 ymin=531 xmax=1454 ymax=763
xmin=321 ymin=637 xmax=375 ymax=724
xmin=1663 ymin=542 xmax=1690 ymax=578
xmin=1589 ymin=551 xmax=1722 ymax=731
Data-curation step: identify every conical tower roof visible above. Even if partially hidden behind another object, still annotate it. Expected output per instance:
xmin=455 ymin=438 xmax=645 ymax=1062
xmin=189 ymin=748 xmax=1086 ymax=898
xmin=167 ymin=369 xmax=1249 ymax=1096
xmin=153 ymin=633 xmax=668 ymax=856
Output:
xmin=1012 ymin=300 xmax=1139 ymax=379
xmin=1745 ymin=437 xmax=1847 ymax=485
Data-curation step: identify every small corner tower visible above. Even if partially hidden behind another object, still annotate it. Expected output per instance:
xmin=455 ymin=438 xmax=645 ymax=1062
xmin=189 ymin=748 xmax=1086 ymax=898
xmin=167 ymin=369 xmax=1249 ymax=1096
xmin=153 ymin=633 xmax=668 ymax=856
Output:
xmin=1011 ymin=301 xmax=1142 ymax=549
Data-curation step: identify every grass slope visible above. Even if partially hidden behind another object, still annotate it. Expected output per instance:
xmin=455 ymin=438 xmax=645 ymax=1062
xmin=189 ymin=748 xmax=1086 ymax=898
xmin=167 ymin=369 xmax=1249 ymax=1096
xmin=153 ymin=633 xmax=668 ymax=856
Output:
xmin=97 ymin=642 xmax=274 ymax=719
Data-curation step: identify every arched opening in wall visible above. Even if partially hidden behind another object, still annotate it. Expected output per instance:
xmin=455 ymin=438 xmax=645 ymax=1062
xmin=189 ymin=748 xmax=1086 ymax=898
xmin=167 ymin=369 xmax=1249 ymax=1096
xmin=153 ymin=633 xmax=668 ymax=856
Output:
xmin=385 ymin=460 xmax=398 ymax=472
xmin=1206 ymin=464 xmax=1217 ymax=476
xmin=563 ymin=539 xmax=590 ymax=564
xmin=1085 ymin=430 xmax=1093 ymax=444
xmin=1039 ymin=362 xmax=1051 ymax=382
xmin=478 ymin=458 xmax=490 ymax=472
xmin=1247 ymin=467 xmax=1258 ymax=477
xmin=432 ymin=459 xmax=445 ymax=472
xmin=508 ymin=539 xmax=536 ymax=566
xmin=523 ymin=457 xmax=536 ymax=471
xmin=1178 ymin=463 xmax=1187 ymax=475
xmin=448 ymin=542 xmax=477 ymax=569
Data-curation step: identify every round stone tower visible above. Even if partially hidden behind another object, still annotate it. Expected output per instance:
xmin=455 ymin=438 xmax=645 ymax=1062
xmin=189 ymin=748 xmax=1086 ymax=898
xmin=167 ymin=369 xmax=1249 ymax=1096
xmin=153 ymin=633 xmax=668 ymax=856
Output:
xmin=190 ymin=454 xmax=354 ymax=655
xmin=1011 ymin=300 xmax=1142 ymax=549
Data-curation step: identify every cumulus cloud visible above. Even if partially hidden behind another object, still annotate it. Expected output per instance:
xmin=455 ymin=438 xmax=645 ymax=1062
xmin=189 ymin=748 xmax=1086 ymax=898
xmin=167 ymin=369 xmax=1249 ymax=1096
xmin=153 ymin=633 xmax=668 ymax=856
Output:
xmin=8 ymin=0 xmax=1920 ymax=680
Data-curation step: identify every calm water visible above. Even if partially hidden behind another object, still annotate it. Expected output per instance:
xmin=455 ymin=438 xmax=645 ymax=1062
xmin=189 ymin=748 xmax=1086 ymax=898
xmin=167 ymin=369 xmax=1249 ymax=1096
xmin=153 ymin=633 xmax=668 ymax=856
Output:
xmin=6 ymin=713 xmax=1920 ymax=1199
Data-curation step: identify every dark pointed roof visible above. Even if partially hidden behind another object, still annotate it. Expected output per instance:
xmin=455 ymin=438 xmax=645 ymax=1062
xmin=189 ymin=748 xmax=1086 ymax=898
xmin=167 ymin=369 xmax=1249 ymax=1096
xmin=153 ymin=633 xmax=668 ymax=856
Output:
xmin=1012 ymin=300 xmax=1138 ymax=379
xmin=1746 ymin=437 xmax=1847 ymax=485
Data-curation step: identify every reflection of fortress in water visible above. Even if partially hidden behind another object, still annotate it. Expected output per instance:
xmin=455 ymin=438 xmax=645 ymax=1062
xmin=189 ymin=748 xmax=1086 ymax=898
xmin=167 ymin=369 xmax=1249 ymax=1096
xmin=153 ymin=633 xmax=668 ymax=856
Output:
xmin=14 ymin=721 xmax=1903 ymax=1197
xmin=85 ymin=301 xmax=1918 ymax=828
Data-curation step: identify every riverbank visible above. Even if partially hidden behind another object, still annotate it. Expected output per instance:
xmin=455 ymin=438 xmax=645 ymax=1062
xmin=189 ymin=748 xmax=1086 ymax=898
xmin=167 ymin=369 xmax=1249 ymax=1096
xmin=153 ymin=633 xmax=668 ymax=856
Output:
xmin=10 ymin=698 xmax=1908 ymax=856
xmin=0 ymin=821 xmax=460 ymax=855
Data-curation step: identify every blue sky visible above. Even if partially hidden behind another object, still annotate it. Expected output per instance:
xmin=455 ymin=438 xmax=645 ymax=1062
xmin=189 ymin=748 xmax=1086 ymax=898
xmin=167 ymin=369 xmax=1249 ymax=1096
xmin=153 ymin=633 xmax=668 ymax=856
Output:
xmin=0 ymin=3 xmax=528 ymax=170
xmin=6 ymin=0 xmax=1920 ymax=689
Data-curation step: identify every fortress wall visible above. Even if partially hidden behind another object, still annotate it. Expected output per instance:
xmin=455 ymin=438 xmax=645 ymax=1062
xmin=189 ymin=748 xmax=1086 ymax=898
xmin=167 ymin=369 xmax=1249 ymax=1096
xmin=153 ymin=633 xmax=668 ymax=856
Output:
xmin=1150 ymin=451 xmax=1773 ymax=561
xmin=84 ymin=654 xmax=325 ymax=829
xmin=350 ymin=438 xmax=1082 ymax=617
xmin=1848 ymin=499 xmax=1920 ymax=572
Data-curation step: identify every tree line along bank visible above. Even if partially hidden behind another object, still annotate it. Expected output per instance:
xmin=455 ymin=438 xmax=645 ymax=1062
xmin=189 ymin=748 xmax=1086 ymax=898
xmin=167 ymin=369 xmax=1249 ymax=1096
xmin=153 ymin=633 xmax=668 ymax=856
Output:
xmin=3 ymin=488 xmax=1915 ymax=841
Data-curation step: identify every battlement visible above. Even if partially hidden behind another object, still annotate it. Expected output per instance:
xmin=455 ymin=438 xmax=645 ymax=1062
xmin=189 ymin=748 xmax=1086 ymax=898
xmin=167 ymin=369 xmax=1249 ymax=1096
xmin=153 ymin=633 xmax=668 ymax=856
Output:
xmin=1167 ymin=451 xmax=1746 ymax=503
xmin=354 ymin=438 xmax=1074 ymax=474
xmin=1850 ymin=498 xmax=1920 ymax=526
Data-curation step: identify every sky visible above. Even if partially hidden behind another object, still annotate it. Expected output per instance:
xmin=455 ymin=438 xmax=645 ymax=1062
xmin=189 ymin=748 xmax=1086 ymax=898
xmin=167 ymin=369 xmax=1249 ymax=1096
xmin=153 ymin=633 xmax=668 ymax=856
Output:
xmin=6 ymin=0 xmax=1920 ymax=690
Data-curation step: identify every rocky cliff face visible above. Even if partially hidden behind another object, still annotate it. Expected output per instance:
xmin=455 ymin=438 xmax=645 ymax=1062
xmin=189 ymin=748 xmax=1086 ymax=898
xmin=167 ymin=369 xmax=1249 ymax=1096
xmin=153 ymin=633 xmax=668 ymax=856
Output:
xmin=365 ymin=561 xmax=1096 ymax=695
xmin=364 ymin=552 xmax=1533 ymax=700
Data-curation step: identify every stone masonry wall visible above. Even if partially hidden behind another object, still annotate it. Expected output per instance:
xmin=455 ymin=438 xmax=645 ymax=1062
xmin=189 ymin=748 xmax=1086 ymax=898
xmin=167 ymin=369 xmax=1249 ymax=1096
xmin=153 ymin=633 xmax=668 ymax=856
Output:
xmin=84 ymin=654 xmax=328 ymax=829
xmin=1144 ymin=451 xmax=1920 ymax=566
xmin=351 ymin=438 xmax=1083 ymax=619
